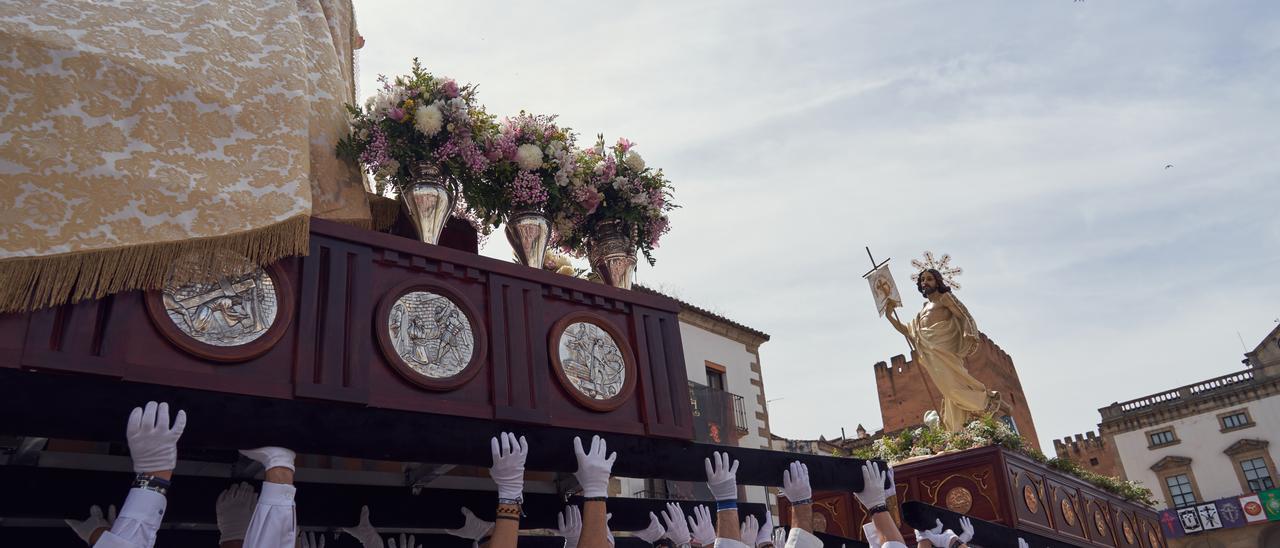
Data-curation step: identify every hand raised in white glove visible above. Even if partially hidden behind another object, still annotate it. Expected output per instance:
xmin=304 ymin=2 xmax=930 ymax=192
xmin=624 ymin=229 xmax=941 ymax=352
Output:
xmin=756 ymin=511 xmax=775 ymax=547
xmin=239 ymin=446 xmax=296 ymax=472
xmin=65 ymin=504 xmax=116 ymax=544
xmin=1018 ymin=537 xmax=1030 ymax=548
xmin=558 ymin=505 xmax=583 ymax=548
xmin=687 ymin=504 xmax=717 ymax=546
xmin=705 ymin=451 xmax=740 ymax=501
xmin=781 ymin=461 xmax=811 ymax=502
xmin=216 ymin=482 xmax=258 ymax=543
xmin=606 ymin=512 xmax=616 ymax=547
xmin=958 ymin=516 xmax=975 ymax=544
xmin=340 ymin=505 xmax=385 ymax=548
xmin=298 ymin=531 xmax=326 ymax=548
xmin=446 ymin=507 xmax=495 ymax=541
xmin=490 ymin=432 xmax=528 ymax=500
xmin=920 ymin=528 xmax=960 ymax=547
xmin=912 ymin=519 xmax=944 ymax=546
xmin=854 ymin=461 xmax=889 ymax=509
xmin=573 ymin=435 xmax=616 ymax=498
xmin=772 ymin=527 xmax=787 ymax=547
xmin=126 ymin=401 xmax=186 ymax=473
xmin=739 ymin=514 xmax=760 ymax=547
xmin=386 ymin=533 xmax=421 ymax=548
xmin=636 ymin=511 xmax=666 ymax=544
xmin=660 ymin=502 xmax=691 ymax=545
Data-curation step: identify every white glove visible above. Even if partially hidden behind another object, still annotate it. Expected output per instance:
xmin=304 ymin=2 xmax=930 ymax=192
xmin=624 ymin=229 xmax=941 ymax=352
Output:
xmin=660 ymin=502 xmax=691 ymax=545
xmin=341 ymin=505 xmax=385 ymax=548
xmin=240 ymin=446 xmax=296 ymax=472
xmin=854 ymin=461 xmax=888 ymax=509
xmin=705 ymin=451 xmax=740 ymax=501
xmin=1018 ymin=537 xmax=1030 ymax=548
xmin=386 ymin=533 xmax=420 ymax=548
xmin=636 ymin=511 xmax=666 ymax=544
xmin=298 ymin=531 xmax=326 ymax=548
xmin=606 ymin=512 xmax=616 ymax=547
xmin=919 ymin=529 xmax=960 ymax=547
xmin=687 ymin=504 xmax=717 ymax=546
xmin=126 ymin=401 xmax=187 ymax=473
xmin=756 ymin=511 xmax=775 ymax=547
xmin=739 ymin=514 xmax=760 ymax=547
xmin=65 ymin=504 xmax=116 ymax=544
xmin=958 ymin=516 xmax=974 ymax=544
xmin=573 ymin=435 xmax=616 ymax=498
xmin=446 ymin=507 xmax=495 ymax=541
xmin=558 ymin=505 xmax=583 ymax=548
xmin=772 ymin=527 xmax=787 ymax=547
xmin=216 ymin=482 xmax=258 ymax=543
xmin=781 ymin=461 xmax=811 ymax=502
xmin=490 ymin=432 xmax=528 ymax=500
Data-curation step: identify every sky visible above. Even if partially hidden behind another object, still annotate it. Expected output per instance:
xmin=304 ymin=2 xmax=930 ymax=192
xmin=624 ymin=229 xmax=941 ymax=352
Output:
xmin=353 ymin=1 xmax=1280 ymax=454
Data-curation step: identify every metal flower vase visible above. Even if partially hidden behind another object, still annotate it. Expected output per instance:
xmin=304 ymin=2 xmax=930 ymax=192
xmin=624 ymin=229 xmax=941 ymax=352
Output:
xmin=401 ymin=162 xmax=455 ymax=245
xmin=587 ymin=220 xmax=637 ymax=290
xmin=505 ymin=209 xmax=551 ymax=268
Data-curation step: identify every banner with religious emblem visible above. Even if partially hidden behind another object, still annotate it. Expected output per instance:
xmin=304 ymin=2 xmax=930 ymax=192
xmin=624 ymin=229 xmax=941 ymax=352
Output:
xmin=1214 ymin=497 xmax=1247 ymax=529
xmin=1240 ymin=494 xmax=1268 ymax=524
xmin=866 ymin=265 xmax=903 ymax=317
xmin=1177 ymin=507 xmax=1202 ymax=534
xmin=1157 ymin=510 xmax=1185 ymax=539
xmin=1195 ymin=503 xmax=1223 ymax=531
xmin=1260 ymin=489 xmax=1280 ymax=521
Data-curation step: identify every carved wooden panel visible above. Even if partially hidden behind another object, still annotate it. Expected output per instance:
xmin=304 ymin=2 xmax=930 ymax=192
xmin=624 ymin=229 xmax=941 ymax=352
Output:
xmin=915 ymin=464 xmax=1003 ymax=523
xmin=1081 ymin=494 xmax=1118 ymax=547
xmin=1046 ymin=479 xmax=1089 ymax=544
xmin=1008 ymin=462 xmax=1054 ymax=532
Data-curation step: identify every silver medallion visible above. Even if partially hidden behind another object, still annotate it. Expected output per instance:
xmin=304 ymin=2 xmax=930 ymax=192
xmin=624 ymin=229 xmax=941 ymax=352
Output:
xmin=387 ymin=291 xmax=475 ymax=379
xmin=162 ymin=256 xmax=278 ymax=346
xmin=557 ymin=322 xmax=626 ymax=400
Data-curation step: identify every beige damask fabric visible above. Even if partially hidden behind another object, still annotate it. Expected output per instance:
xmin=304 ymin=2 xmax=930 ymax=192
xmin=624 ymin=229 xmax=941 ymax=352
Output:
xmin=0 ymin=0 xmax=369 ymax=312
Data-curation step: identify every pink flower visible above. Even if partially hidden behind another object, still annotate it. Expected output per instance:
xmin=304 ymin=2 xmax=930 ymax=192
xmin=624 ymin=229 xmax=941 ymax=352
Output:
xmin=616 ymin=138 xmax=635 ymax=152
xmin=441 ymin=79 xmax=460 ymax=99
xmin=575 ymin=187 xmax=602 ymax=214
xmin=387 ymin=107 xmax=406 ymax=122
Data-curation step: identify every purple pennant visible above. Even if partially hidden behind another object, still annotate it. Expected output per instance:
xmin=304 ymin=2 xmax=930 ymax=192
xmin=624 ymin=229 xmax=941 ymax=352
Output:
xmin=1159 ymin=510 xmax=1185 ymax=539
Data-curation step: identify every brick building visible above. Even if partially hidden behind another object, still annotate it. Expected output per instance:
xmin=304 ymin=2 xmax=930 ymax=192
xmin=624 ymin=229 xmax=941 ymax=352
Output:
xmin=1053 ymin=429 xmax=1125 ymax=478
xmin=874 ymin=333 xmax=1041 ymax=449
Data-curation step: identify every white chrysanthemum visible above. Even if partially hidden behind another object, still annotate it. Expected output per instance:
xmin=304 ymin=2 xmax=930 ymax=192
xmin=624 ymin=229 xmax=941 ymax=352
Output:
xmin=623 ymin=150 xmax=645 ymax=172
xmin=516 ymin=143 xmax=544 ymax=171
xmin=414 ymin=104 xmax=444 ymax=136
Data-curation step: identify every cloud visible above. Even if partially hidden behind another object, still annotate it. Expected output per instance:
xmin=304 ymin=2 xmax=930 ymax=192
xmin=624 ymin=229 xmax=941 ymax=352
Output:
xmin=354 ymin=0 xmax=1280 ymax=453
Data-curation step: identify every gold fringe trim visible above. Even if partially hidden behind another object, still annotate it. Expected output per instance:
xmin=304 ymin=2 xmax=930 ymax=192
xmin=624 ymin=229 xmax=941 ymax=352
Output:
xmin=369 ymin=193 xmax=403 ymax=232
xmin=0 ymin=215 xmax=311 ymax=314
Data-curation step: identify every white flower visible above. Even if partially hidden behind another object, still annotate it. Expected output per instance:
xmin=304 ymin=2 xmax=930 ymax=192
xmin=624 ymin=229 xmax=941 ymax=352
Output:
xmin=515 ymin=143 xmax=544 ymax=171
xmin=612 ymin=176 xmax=628 ymax=190
xmin=414 ymin=103 xmax=444 ymax=136
xmin=623 ymin=150 xmax=645 ymax=172
xmin=555 ymin=169 xmax=570 ymax=186
xmin=593 ymin=163 xmax=605 ymax=175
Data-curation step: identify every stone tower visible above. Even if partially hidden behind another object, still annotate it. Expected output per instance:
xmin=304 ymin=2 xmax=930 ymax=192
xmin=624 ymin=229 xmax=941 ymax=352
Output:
xmin=874 ymin=333 xmax=1041 ymax=449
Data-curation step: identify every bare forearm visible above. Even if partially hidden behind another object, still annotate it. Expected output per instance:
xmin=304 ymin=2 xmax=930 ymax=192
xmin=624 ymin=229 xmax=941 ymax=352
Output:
xmin=264 ymin=467 xmax=293 ymax=485
xmin=580 ymin=500 xmax=610 ymax=548
xmin=489 ymin=503 xmax=520 ymax=548
xmin=871 ymin=513 xmax=904 ymax=544
xmin=716 ymin=508 xmax=739 ymax=541
xmin=790 ymin=504 xmax=812 ymax=533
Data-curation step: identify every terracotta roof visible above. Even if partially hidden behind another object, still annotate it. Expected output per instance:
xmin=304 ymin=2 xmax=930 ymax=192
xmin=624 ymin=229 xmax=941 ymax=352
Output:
xmin=633 ymin=285 xmax=770 ymax=342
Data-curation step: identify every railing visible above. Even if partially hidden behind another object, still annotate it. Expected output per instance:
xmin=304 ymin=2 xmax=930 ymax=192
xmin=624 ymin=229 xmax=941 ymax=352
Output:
xmin=688 ymin=382 xmax=750 ymax=442
xmin=1103 ymin=369 xmax=1257 ymax=417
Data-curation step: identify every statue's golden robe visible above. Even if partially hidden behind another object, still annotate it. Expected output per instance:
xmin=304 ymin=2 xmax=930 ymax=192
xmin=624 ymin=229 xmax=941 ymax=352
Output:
xmin=907 ymin=292 xmax=991 ymax=431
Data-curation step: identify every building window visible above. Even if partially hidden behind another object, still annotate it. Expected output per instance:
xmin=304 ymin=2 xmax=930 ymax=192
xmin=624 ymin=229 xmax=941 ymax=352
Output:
xmin=1000 ymin=415 xmax=1020 ymax=435
xmin=706 ymin=368 xmax=726 ymax=391
xmin=1241 ymin=457 xmax=1276 ymax=493
xmin=1165 ymin=474 xmax=1196 ymax=508
xmin=1218 ymin=409 xmax=1254 ymax=432
xmin=1148 ymin=429 xmax=1177 ymax=448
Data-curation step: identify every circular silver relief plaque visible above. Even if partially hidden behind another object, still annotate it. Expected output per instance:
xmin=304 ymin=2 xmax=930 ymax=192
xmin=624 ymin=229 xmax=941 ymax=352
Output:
xmin=557 ymin=322 xmax=626 ymax=400
xmin=387 ymin=291 xmax=475 ymax=379
xmin=162 ymin=255 xmax=278 ymax=347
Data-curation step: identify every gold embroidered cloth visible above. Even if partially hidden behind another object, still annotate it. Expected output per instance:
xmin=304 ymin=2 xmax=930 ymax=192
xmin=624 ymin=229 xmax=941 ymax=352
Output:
xmin=907 ymin=292 xmax=990 ymax=432
xmin=0 ymin=0 xmax=368 ymax=312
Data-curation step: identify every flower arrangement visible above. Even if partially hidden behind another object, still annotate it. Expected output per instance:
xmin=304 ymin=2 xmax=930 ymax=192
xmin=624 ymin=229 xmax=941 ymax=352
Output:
xmin=465 ymin=112 xmax=578 ymax=229
xmin=850 ymin=416 xmax=1156 ymax=506
xmin=337 ymin=58 xmax=496 ymax=196
xmin=554 ymin=136 xmax=677 ymax=265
